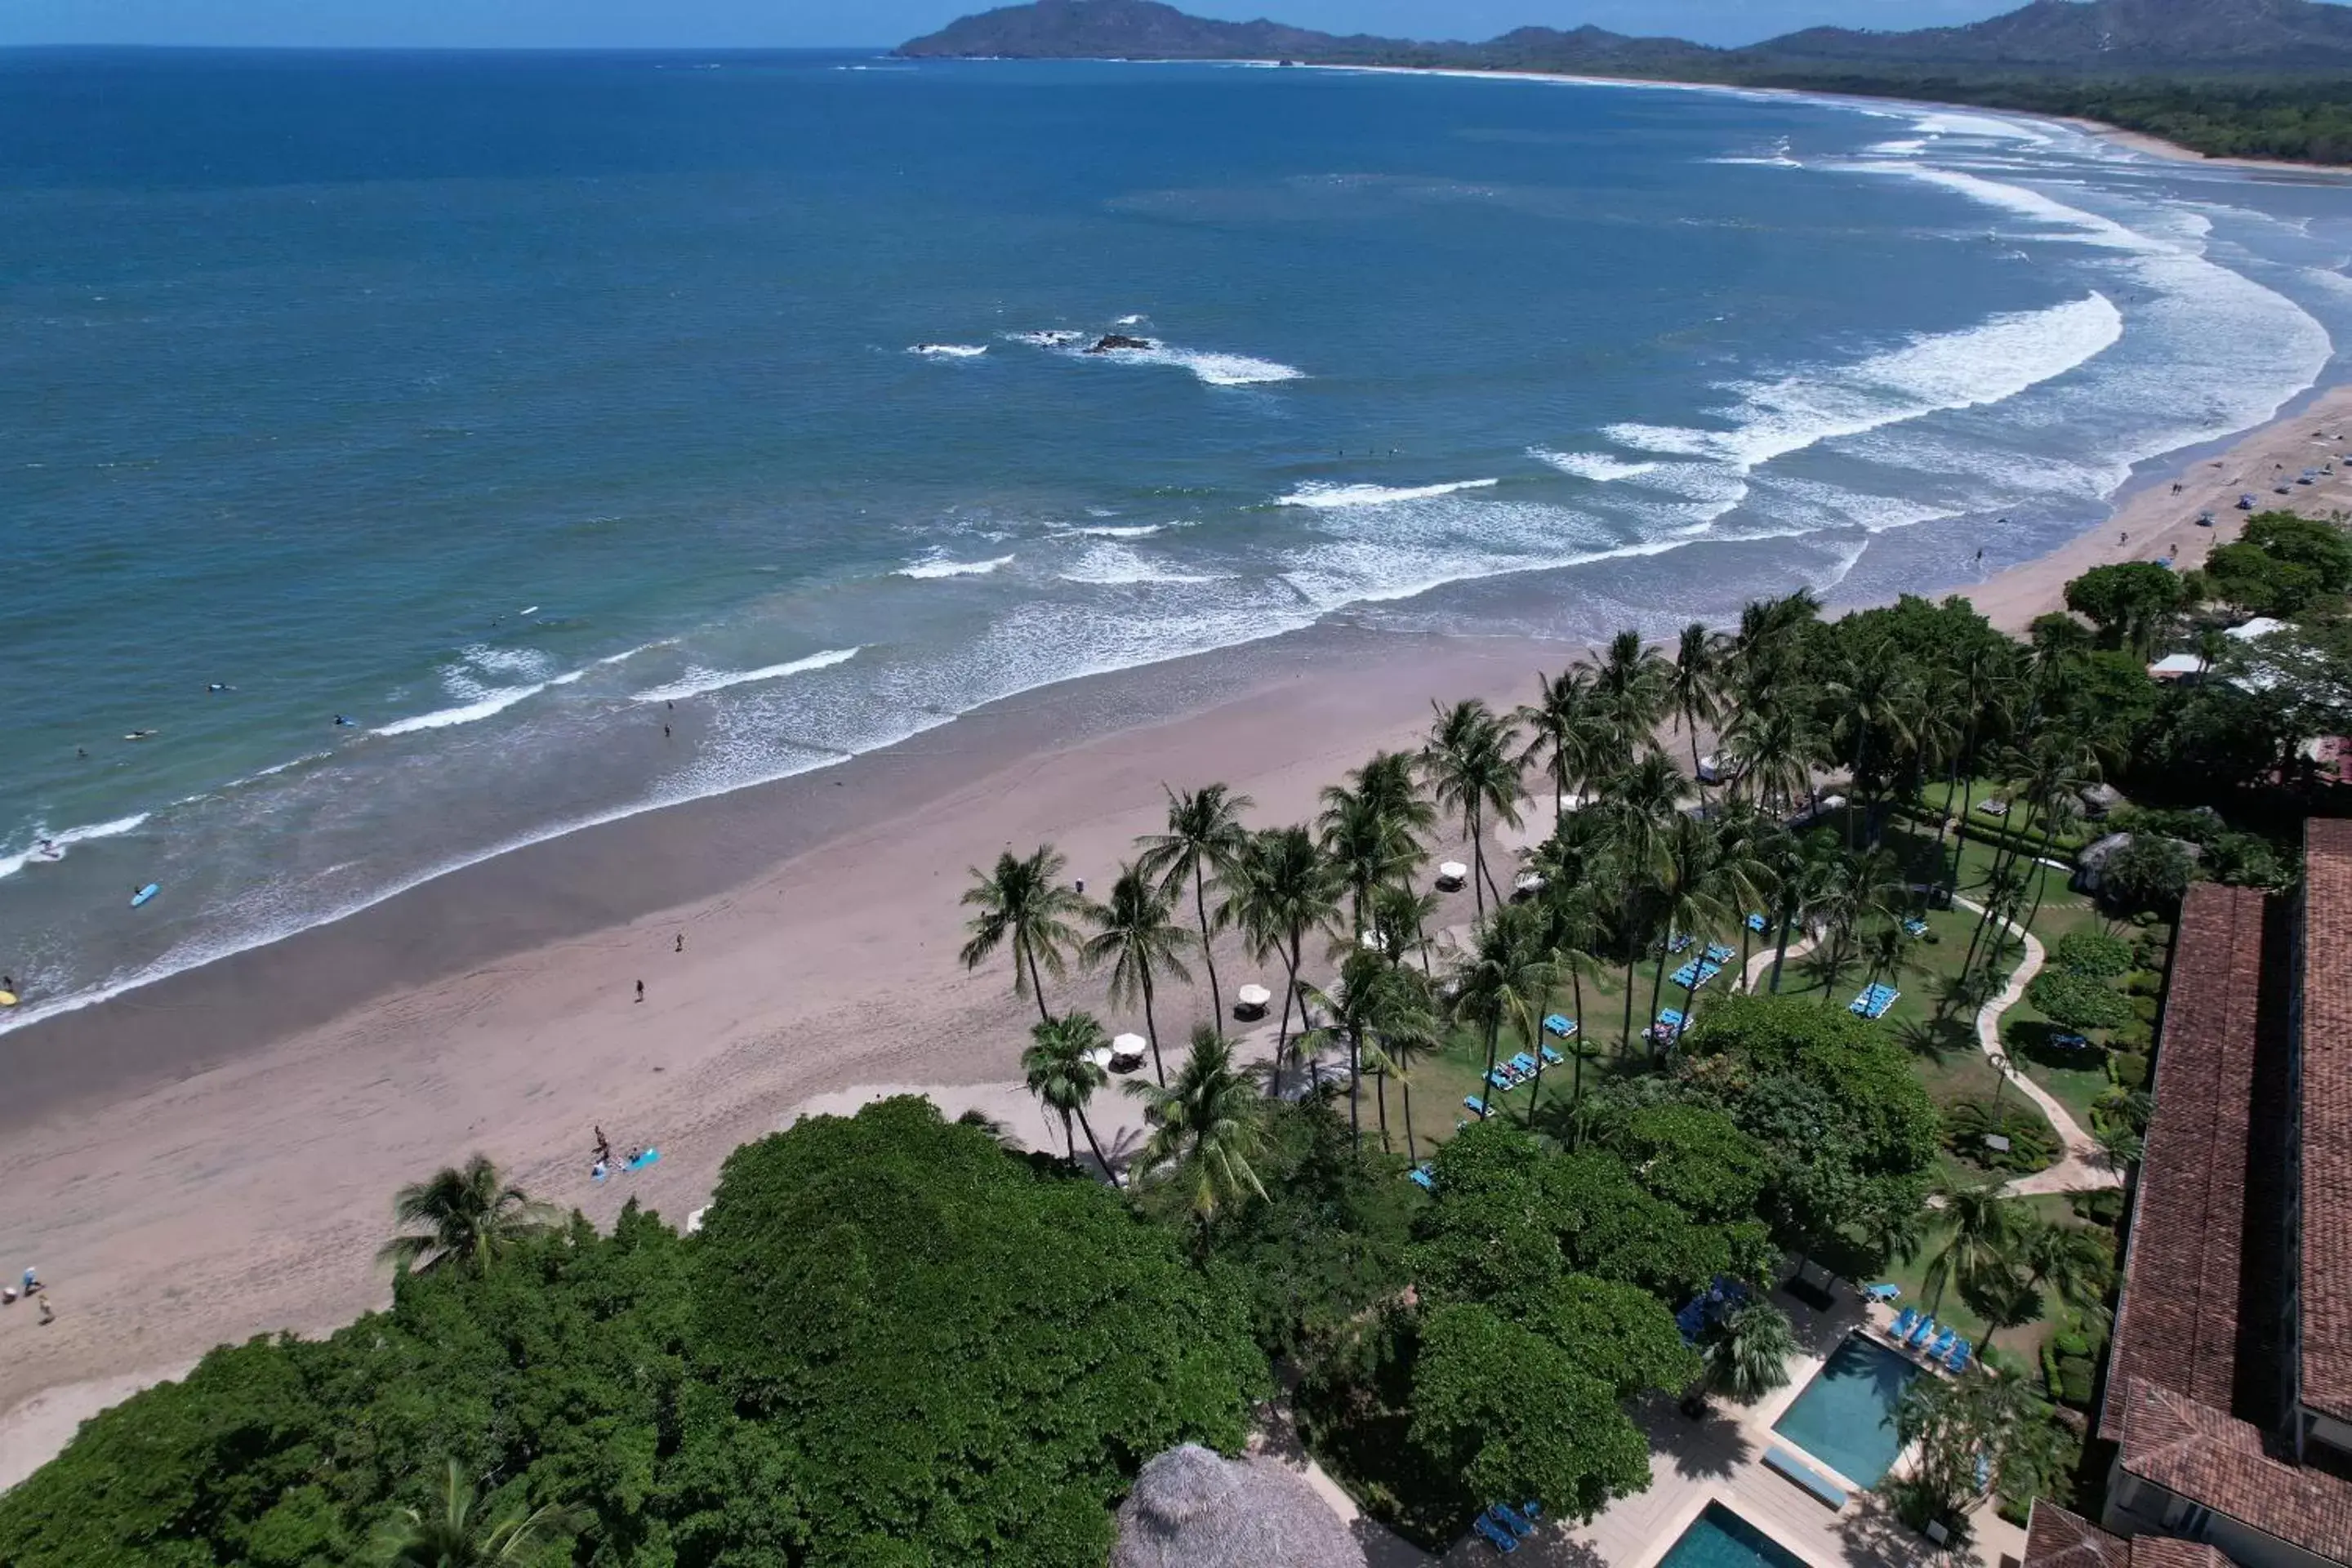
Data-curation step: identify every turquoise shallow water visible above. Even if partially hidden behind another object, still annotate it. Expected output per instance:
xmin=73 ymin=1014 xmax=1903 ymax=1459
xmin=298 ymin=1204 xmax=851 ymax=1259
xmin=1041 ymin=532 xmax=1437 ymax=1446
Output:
xmin=1657 ymin=1503 xmax=1811 ymax=1568
xmin=1771 ymin=1333 xmax=1922 ymax=1486
xmin=2 ymin=50 xmax=2351 ymax=1027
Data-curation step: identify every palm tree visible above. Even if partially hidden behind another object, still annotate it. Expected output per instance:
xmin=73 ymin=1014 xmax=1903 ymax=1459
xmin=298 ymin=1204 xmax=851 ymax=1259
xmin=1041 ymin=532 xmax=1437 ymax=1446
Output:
xmin=1124 ymin=1025 xmax=1269 ymax=1223
xmin=1451 ymin=902 xmax=1556 ymax=1100
xmin=1670 ymin=622 xmax=1726 ymax=786
xmin=960 ymin=845 xmax=1085 ymax=1025
xmin=1422 ymin=699 xmax=1525 ymax=918
xmin=1319 ymin=782 xmax=1415 ymax=941
xmin=377 ymin=1156 xmax=559 ymax=1276
xmin=1922 ymin=1179 xmax=2022 ymax=1312
xmin=1082 ymin=863 xmax=1195 ymax=1086
xmin=1859 ymin=920 xmax=1918 ymax=996
xmin=1595 ymin=751 xmax=1686 ymax=1049
xmin=1722 ymin=701 xmax=1815 ymax=817
xmin=1517 ymin=666 xmax=1607 ymax=814
xmin=1767 ymin=831 xmax=1842 ymax=995
xmin=1371 ymin=881 xmax=1444 ymax=978
xmin=1220 ymin=825 xmax=1342 ymax=1079
xmin=1137 ymin=783 xmax=1254 ymax=1027
xmin=1022 ymin=1012 xmax=1115 ymax=1178
xmin=1827 ymin=644 xmax=1919 ymax=850
xmin=1592 ymin=629 xmax=1671 ymax=756
xmin=1299 ymin=950 xmax=1435 ymax=1152
xmin=2022 ymin=1219 xmax=2114 ymax=1332
xmin=382 ymin=1459 xmax=581 ymax=1568
xmin=1371 ymin=964 xmax=1443 ymax=1158
xmin=1694 ymin=1300 xmax=1798 ymax=1408
xmin=1646 ymin=816 xmax=1731 ymax=1040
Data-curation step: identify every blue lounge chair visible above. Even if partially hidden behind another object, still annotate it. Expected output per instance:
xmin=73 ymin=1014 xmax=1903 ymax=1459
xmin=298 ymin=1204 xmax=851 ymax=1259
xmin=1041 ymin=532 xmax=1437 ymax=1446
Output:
xmin=1705 ymin=942 xmax=1735 ymax=964
xmin=1464 ymin=1095 xmax=1490 ymax=1119
xmin=1487 ymin=1069 xmax=1514 ymax=1093
xmin=1473 ymin=1514 xmax=1520 ymax=1554
xmin=1909 ymin=1315 xmax=1939 ymax=1348
xmin=1890 ymin=1307 xmax=1919 ymax=1342
xmin=1490 ymin=1503 xmax=1538 ymax=1538
xmin=1668 ymin=933 xmax=1696 ymax=953
xmin=1671 ymin=962 xmax=1703 ymax=988
xmin=1927 ymin=1327 xmax=1957 ymax=1361
xmin=1904 ymin=917 xmax=1930 ymax=938
xmin=1945 ymin=1338 xmax=1973 ymax=1374
xmin=1544 ymin=1013 xmax=1576 ymax=1039
xmin=1746 ymin=912 xmax=1769 ymax=933
xmin=1864 ymin=1282 xmax=1901 ymax=1302
xmin=2053 ymin=1032 xmax=2090 ymax=1050
xmin=1409 ymin=1165 xmax=1436 ymax=1192
xmin=1510 ymin=1051 xmax=1539 ymax=1075
xmin=1539 ymin=1044 xmax=1565 ymax=1066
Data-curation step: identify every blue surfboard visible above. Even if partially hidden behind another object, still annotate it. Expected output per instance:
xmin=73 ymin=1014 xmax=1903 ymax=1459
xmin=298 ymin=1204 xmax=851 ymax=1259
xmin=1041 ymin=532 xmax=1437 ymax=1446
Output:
xmin=626 ymin=1148 xmax=661 ymax=1173
xmin=131 ymin=883 xmax=160 ymax=908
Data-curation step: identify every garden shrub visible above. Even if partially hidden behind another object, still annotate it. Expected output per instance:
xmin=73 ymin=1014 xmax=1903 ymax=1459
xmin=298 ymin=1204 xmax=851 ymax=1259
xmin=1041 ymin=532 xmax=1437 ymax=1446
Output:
xmin=2025 ymin=970 xmax=2133 ymax=1033
xmin=1941 ymin=1099 xmax=2060 ymax=1173
xmin=2109 ymin=1053 xmax=2151 ymax=1090
xmin=2123 ymin=969 xmax=2164 ymax=998
xmin=2053 ymin=932 xmax=2131 ymax=979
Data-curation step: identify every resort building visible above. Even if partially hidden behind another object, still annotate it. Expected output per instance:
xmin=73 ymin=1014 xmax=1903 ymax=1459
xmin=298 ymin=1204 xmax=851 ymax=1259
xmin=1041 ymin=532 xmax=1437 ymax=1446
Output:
xmin=2025 ymin=820 xmax=2352 ymax=1568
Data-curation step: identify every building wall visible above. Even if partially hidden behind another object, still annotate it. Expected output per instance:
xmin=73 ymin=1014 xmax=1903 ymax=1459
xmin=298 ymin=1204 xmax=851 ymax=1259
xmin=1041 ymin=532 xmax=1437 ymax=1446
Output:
xmin=2105 ymin=1472 xmax=2338 ymax=1568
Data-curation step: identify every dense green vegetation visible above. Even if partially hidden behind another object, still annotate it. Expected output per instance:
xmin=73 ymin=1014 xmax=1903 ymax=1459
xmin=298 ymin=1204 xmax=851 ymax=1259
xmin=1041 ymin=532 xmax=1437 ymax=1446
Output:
xmin=10 ymin=515 xmax=2345 ymax=1561
xmin=0 ymin=1102 xmax=1263 ymax=1568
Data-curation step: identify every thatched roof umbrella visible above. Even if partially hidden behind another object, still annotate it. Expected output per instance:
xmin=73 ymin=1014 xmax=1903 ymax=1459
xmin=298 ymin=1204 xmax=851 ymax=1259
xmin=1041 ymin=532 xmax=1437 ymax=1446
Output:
xmin=1112 ymin=1444 xmax=1367 ymax=1568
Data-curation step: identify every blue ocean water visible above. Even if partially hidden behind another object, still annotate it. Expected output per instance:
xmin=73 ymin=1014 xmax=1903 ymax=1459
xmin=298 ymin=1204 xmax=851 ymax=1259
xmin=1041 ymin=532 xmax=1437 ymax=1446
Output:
xmin=2 ymin=50 xmax=2349 ymax=1028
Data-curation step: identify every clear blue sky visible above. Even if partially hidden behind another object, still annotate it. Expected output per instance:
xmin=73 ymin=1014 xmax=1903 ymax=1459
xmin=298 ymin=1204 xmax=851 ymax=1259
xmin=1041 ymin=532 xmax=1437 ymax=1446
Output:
xmin=2 ymin=1 xmax=2046 ymax=51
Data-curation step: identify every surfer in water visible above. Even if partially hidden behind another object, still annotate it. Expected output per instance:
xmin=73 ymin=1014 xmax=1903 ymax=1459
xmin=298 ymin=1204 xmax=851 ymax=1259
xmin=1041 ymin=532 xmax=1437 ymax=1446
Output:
xmin=333 ymin=715 xmax=355 ymax=728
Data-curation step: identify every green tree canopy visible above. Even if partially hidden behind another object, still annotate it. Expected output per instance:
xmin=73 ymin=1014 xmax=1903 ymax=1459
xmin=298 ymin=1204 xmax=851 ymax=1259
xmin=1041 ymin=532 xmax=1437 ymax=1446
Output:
xmin=1406 ymin=1305 xmax=1652 ymax=1525
xmin=690 ymin=1097 xmax=1264 ymax=1564
xmin=2062 ymin=562 xmax=2184 ymax=653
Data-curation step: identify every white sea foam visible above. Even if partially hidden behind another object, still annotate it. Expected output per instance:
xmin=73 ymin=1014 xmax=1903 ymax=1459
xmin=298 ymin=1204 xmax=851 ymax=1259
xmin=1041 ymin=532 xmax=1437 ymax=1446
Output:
xmin=373 ymin=666 xmax=585 ymax=737
xmin=896 ymin=554 xmax=1015 ymax=579
xmin=1008 ymin=329 xmax=1086 ymax=347
xmin=595 ymin=640 xmax=675 ymax=666
xmin=1279 ymin=479 xmax=1499 ymax=509
xmin=1073 ymin=523 xmax=1166 ymax=539
xmin=1114 ymin=314 xmax=1149 ymax=326
xmin=910 ymin=343 xmax=988 ymax=358
xmin=1530 ymin=448 xmax=1662 ymax=483
xmin=1606 ymin=293 xmax=2124 ymax=473
xmin=1058 ymin=543 xmax=1230 ymax=585
xmin=1121 ymin=345 xmax=1305 ymax=386
xmin=632 ymin=647 xmax=863 ymax=703
xmin=0 ymin=813 xmax=150 ymax=881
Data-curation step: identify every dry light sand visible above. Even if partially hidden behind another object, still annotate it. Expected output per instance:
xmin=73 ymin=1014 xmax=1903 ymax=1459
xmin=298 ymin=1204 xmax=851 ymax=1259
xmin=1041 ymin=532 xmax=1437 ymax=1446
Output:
xmin=4 ymin=389 xmax=2352 ymax=1490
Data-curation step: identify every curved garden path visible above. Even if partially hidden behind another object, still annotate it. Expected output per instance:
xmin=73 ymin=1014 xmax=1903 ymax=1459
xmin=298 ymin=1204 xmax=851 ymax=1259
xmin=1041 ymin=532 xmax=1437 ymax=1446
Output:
xmin=1950 ymin=896 xmax=2122 ymax=1196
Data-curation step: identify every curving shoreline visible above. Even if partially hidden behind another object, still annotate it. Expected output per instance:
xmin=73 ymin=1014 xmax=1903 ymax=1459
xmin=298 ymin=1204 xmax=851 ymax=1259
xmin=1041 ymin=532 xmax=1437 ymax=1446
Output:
xmin=6 ymin=385 xmax=2351 ymax=1481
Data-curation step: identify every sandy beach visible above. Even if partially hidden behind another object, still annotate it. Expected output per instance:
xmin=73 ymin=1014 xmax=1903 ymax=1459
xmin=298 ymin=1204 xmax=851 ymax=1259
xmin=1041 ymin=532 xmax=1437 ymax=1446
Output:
xmin=5 ymin=383 xmax=2352 ymax=1487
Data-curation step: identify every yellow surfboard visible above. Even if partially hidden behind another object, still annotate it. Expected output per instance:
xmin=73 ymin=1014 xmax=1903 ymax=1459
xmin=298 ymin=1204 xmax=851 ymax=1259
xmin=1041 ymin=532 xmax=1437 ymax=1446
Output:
xmin=0 ymin=991 xmax=17 ymax=1008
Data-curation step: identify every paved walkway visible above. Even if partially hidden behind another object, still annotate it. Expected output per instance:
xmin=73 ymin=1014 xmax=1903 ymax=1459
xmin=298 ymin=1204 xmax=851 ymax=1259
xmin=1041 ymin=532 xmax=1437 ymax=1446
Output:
xmin=1949 ymin=897 xmax=2121 ymax=1198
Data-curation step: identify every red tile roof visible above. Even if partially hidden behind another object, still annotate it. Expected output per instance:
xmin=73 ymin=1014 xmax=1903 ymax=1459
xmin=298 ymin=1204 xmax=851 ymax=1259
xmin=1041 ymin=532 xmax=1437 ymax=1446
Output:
xmin=2124 ymin=1541 xmax=2229 ymax=1568
xmin=2112 ymin=1376 xmax=2352 ymax=1563
xmin=2100 ymin=883 xmax=2271 ymax=1438
xmin=2304 ymin=817 xmax=2352 ymax=1424
xmin=2022 ymin=1504 xmax=2125 ymax=1568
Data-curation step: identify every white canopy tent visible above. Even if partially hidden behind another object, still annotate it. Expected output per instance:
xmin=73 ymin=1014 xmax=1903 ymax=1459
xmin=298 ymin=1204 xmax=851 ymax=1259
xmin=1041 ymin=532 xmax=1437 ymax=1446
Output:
xmin=1110 ymin=1033 xmax=1149 ymax=1071
xmin=1435 ymin=861 xmax=1469 ymax=890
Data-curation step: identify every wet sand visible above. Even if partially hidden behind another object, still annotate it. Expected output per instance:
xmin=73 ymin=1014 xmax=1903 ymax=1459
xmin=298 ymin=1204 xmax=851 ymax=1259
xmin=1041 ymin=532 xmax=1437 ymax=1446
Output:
xmin=7 ymin=388 xmax=2352 ymax=1486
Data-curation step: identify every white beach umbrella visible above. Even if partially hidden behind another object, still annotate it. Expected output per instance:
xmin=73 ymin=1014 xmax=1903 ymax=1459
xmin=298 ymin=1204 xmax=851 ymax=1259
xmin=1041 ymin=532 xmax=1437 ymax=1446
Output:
xmin=1436 ymin=861 xmax=1468 ymax=888
xmin=1110 ymin=1033 xmax=1149 ymax=1069
xmin=1235 ymin=983 xmax=1272 ymax=1011
xmin=1085 ymin=1045 xmax=1115 ymax=1072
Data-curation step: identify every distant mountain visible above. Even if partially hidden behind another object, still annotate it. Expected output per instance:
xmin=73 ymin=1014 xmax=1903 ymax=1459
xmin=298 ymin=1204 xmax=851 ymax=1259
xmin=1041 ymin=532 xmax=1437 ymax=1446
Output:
xmin=1763 ymin=0 xmax=2352 ymax=69
xmin=899 ymin=0 xmax=2352 ymax=74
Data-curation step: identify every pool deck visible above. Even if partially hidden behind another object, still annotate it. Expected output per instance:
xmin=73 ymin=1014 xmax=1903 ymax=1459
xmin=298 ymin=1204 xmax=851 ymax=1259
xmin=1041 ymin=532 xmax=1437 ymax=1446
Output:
xmin=1425 ymin=1285 xmax=2028 ymax=1568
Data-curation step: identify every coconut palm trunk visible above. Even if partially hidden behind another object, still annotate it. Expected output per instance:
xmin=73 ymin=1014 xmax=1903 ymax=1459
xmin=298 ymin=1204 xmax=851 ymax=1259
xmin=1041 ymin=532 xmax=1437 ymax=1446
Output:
xmin=1192 ymin=866 xmax=1223 ymax=1026
xmin=1140 ymin=969 xmax=1166 ymax=1087
xmin=1024 ymin=940 xmax=1053 ymax=1026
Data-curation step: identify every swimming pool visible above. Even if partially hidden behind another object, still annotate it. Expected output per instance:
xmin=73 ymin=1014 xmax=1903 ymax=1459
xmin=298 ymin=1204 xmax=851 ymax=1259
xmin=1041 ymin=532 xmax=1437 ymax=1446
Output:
xmin=1655 ymin=1502 xmax=1811 ymax=1568
xmin=1770 ymin=1334 xmax=1920 ymax=1486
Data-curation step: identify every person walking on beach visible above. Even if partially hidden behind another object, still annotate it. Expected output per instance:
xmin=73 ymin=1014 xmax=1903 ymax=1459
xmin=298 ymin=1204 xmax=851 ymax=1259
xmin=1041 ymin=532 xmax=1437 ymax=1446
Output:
xmin=635 ymin=979 xmax=644 ymax=1004
xmin=594 ymin=1125 xmax=612 ymax=1166
xmin=37 ymin=1293 xmax=53 ymax=1326
xmin=675 ymin=933 xmax=684 ymax=954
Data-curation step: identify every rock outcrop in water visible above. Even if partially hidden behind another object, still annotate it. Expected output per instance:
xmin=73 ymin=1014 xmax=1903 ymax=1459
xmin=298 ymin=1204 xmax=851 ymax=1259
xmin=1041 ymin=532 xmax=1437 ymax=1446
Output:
xmin=1085 ymin=334 xmax=1155 ymax=354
